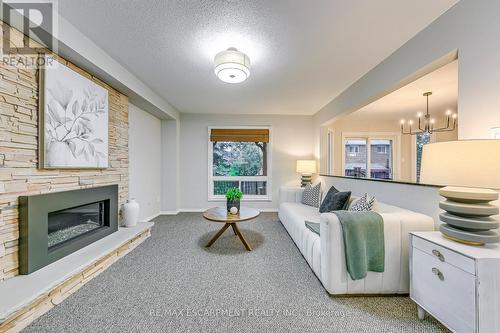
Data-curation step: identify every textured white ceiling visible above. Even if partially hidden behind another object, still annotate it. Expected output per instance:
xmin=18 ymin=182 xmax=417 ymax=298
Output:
xmin=58 ymin=0 xmax=458 ymax=115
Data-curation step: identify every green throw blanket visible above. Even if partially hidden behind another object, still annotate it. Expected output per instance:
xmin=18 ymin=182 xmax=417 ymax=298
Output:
xmin=334 ymin=211 xmax=384 ymax=280
xmin=305 ymin=211 xmax=384 ymax=280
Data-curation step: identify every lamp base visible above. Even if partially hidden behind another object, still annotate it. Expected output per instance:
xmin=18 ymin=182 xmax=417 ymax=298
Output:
xmin=300 ymin=174 xmax=312 ymax=187
xmin=438 ymin=186 xmax=499 ymax=246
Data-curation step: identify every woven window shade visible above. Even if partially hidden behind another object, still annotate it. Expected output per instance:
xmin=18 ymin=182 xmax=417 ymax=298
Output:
xmin=210 ymin=129 xmax=269 ymax=142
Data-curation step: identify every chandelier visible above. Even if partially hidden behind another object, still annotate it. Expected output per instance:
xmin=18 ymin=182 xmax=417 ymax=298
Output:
xmin=400 ymin=92 xmax=457 ymax=135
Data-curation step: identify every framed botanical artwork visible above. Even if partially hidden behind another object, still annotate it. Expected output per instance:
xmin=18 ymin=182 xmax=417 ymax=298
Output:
xmin=39 ymin=55 xmax=109 ymax=169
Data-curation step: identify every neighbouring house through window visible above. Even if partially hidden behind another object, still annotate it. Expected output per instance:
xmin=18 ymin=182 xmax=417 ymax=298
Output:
xmin=208 ymin=128 xmax=270 ymax=200
xmin=348 ymin=146 xmax=359 ymax=154
xmin=343 ymin=137 xmax=394 ymax=180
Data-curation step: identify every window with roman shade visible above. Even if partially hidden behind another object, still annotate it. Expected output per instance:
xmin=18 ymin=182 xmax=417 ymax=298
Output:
xmin=208 ymin=128 xmax=270 ymax=200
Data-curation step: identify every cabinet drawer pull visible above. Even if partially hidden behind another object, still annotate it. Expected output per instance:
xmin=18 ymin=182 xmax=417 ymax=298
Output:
xmin=432 ymin=267 xmax=445 ymax=281
xmin=432 ymin=249 xmax=445 ymax=262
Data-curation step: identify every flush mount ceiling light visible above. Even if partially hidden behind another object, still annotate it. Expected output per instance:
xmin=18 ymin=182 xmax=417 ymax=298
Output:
xmin=214 ymin=47 xmax=250 ymax=83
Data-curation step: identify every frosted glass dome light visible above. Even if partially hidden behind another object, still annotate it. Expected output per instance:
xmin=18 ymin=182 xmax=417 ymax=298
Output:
xmin=214 ymin=47 xmax=250 ymax=83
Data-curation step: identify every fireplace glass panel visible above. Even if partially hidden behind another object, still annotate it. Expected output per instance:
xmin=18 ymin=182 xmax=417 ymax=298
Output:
xmin=48 ymin=201 xmax=106 ymax=249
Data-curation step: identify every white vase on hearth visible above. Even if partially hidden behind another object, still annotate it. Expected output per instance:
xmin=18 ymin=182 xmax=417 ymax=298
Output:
xmin=122 ymin=199 xmax=140 ymax=227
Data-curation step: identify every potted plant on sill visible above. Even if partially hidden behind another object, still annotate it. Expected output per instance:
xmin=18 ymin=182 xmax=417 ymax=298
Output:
xmin=226 ymin=187 xmax=243 ymax=213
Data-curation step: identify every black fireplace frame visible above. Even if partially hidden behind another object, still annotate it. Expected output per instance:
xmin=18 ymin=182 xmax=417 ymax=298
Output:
xmin=19 ymin=185 xmax=118 ymax=274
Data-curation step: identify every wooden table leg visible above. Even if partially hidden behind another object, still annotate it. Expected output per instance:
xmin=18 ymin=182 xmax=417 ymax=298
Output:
xmin=231 ymin=224 xmax=237 ymax=235
xmin=232 ymin=223 xmax=252 ymax=251
xmin=206 ymin=223 xmax=231 ymax=247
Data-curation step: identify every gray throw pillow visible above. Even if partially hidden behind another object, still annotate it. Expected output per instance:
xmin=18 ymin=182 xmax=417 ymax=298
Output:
xmin=319 ymin=186 xmax=351 ymax=213
xmin=302 ymin=183 xmax=321 ymax=208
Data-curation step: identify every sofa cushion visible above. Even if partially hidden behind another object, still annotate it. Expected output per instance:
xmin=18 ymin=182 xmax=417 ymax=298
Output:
xmin=280 ymin=202 xmax=321 ymax=224
xmin=278 ymin=202 xmax=322 ymax=277
xmin=279 ymin=202 xmax=320 ymax=241
xmin=319 ymin=186 xmax=351 ymax=213
xmin=301 ymin=183 xmax=321 ymax=208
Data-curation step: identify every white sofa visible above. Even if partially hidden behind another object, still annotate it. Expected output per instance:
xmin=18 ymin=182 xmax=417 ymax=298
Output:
xmin=278 ymin=186 xmax=434 ymax=295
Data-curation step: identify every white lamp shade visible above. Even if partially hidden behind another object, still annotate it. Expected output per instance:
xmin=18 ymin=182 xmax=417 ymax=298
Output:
xmin=296 ymin=160 xmax=317 ymax=174
xmin=214 ymin=48 xmax=250 ymax=83
xmin=420 ymin=140 xmax=500 ymax=189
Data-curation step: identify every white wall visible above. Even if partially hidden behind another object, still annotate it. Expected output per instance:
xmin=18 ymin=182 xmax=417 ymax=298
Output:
xmin=129 ymin=103 xmax=162 ymax=220
xmin=179 ymin=114 xmax=314 ymax=211
xmin=320 ymin=175 xmax=500 ymax=228
xmin=320 ymin=176 xmax=442 ymax=224
xmin=161 ymin=119 xmax=180 ymax=213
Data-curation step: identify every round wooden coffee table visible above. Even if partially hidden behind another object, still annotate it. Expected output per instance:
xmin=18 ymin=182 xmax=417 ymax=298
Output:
xmin=202 ymin=207 xmax=260 ymax=251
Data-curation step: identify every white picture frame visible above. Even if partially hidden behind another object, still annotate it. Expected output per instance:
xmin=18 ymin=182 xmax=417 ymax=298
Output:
xmin=39 ymin=55 xmax=109 ymax=169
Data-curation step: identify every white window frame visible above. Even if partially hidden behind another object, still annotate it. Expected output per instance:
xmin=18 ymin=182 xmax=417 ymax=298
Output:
xmin=326 ymin=129 xmax=334 ymax=175
xmin=207 ymin=126 xmax=272 ymax=202
xmin=319 ymin=126 xmax=333 ymax=175
xmin=341 ymin=132 xmax=401 ymax=181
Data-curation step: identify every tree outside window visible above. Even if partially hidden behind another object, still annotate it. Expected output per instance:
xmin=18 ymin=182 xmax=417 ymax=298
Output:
xmin=209 ymin=129 xmax=270 ymax=200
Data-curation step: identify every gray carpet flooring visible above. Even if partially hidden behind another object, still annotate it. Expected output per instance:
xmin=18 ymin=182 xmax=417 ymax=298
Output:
xmin=25 ymin=213 xmax=448 ymax=332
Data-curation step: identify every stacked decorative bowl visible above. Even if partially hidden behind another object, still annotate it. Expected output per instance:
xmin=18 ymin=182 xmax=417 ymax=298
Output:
xmin=438 ymin=186 xmax=500 ymax=245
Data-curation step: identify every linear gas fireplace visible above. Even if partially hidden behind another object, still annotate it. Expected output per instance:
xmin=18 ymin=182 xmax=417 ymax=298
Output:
xmin=19 ymin=185 xmax=118 ymax=274
xmin=48 ymin=201 xmax=106 ymax=249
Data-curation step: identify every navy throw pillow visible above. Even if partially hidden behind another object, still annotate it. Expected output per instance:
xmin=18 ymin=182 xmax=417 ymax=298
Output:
xmin=319 ymin=186 xmax=351 ymax=213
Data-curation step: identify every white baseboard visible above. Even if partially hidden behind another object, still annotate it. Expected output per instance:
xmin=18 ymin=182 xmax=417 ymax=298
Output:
xmin=258 ymin=208 xmax=278 ymax=212
xmin=159 ymin=210 xmax=180 ymax=215
xmin=139 ymin=212 xmax=162 ymax=222
xmin=157 ymin=208 xmax=278 ymax=215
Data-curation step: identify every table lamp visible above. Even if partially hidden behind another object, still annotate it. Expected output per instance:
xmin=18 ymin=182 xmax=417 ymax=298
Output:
xmin=420 ymin=140 xmax=500 ymax=245
xmin=296 ymin=160 xmax=317 ymax=187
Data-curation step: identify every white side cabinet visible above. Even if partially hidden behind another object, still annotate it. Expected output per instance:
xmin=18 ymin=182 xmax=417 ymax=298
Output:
xmin=410 ymin=232 xmax=500 ymax=333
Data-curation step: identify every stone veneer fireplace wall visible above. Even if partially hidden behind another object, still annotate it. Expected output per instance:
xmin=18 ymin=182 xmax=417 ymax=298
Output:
xmin=0 ymin=23 xmax=129 ymax=282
